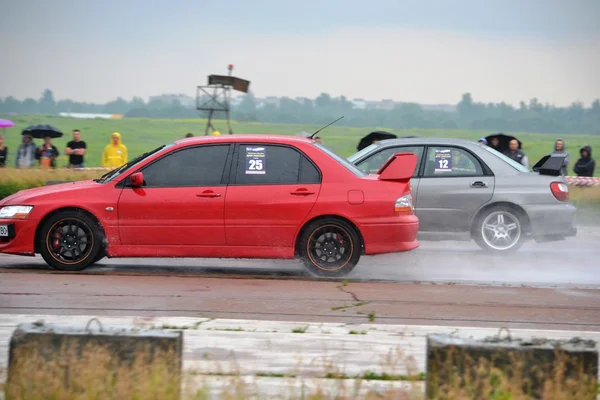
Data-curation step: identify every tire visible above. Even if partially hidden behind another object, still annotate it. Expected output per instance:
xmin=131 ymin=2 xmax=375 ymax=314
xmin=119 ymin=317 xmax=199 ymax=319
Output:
xmin=91 ymin=249 xmax=106 ymax=265
xmin=297 ymin=218 xmax=361 ymax=277
xmin=39 ymin=210 xmax=105 ymax=271
xmin=473 ymin=207 xmax=525 ymax=254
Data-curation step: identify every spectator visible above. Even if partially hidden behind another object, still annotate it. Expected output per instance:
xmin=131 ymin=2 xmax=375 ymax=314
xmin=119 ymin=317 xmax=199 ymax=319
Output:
xmin=15 ymin=134 xmax=36 ymax=168
xmin=573 ymin=146 xmax=595 ymax=177
xmin=185 ymin=133 xmax=194 ymax=138
xmin=551 ymin=138 xmax=570 ymax=175
xmin=478 ymin=137 xmax=487 ymax=146
xmin=503 ymin=139 xmax=529 ymax=168
xmin=35 ymin=136 xmax=60 ymax=169
xmin=65 ymin=129 xmax=87 ymax=168
xmin=102 ymin=132 xmax=128 ymax=168
xmin=489 ymin=137 xmax=500 ymax=151
xmin=0 ymin=134 xmax=7 ymax=167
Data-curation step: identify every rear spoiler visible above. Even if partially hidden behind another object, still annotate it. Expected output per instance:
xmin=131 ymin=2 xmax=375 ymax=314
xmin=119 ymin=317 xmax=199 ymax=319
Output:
xmin=376 ymin=152 xmax=418 ymax=181
xmin=532 ymin=153 xmax=567 ymax=176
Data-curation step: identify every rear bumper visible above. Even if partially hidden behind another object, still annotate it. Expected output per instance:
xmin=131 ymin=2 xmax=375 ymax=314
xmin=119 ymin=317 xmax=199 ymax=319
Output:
xmin=522 ymin=203 xmax=577 ymax=239
xmin=359 ymin=214 xmax=419 ymax=255
xmin=0 ymin=219 xmax=37 ymax=256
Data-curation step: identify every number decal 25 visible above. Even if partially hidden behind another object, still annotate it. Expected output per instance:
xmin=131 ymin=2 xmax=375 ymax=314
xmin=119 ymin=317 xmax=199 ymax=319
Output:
xmin=249 ymin=159 xmax=263 ymax=170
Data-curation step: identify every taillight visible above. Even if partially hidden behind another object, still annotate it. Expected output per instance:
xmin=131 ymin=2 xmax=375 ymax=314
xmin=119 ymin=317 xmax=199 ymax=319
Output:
xmin=395 ymin=194 xmax=414 ymax=212
xmin=550 ymin=182 xmax=569 ymax=202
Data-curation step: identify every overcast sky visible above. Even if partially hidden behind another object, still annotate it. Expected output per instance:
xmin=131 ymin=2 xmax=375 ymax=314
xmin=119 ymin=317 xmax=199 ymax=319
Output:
xmin=1 ymin=0 xmax=599 ymax=106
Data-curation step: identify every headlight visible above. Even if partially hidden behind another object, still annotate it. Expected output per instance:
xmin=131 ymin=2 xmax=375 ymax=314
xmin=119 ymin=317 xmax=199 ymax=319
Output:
xmin=0 ymin=206 xmax=34 ymax=219
xmin=394 ymin=194 xmax=413 ymax=212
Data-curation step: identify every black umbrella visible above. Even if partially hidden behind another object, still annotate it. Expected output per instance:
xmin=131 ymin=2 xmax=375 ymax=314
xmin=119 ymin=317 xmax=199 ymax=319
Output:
xmin=357 ymin=131 xmax=397 ymax=151
xmin=22 ymin=124 xmax=63 ymax=139
xmin=485 ymin=133 xmax=522 ymax=153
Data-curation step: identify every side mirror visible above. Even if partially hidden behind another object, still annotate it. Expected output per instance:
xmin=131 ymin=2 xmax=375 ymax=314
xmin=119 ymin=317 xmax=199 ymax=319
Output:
xmin=129 ymin=172 xmax=144 ymax=188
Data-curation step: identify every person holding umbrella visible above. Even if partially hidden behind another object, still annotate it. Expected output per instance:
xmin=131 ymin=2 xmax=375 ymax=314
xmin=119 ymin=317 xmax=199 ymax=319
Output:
xmin=503 ymin=139 xmax=529 ymax=168
xmin=20 ymin=124 xmax=64 ymax=169
xmin=15 ymin=134 xmax=36 ymax=168
xmin=0 ymin=119 xmax=15 ymax=167
xmin=35 ymin=136 xmax=60 ymax=168
xmin=0 ymin=134 xmax=7 ymax=167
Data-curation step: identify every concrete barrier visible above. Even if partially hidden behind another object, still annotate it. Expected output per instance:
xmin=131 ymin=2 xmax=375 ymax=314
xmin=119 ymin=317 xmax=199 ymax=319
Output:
xmin=5 ymin=318 xmax=183 ymax=399
xmin=425 ymin=330 xmax=598 ymax=399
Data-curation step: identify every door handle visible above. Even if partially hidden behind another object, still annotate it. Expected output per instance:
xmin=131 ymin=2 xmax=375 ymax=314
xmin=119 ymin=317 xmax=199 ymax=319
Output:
xmin=197 ymin=191 xmax=221 ymax=198
xmin=290 ymin=188 xmax=315 ymax=196
xmin=470 ymin=181 xmax=488 ymax=188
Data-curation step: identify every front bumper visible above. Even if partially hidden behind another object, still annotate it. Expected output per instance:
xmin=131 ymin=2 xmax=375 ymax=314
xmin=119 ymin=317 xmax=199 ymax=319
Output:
xmin=522 ymin=203 xmax=577 ymax=239
xmin=0 ymin=219 xmax=37 ymax=256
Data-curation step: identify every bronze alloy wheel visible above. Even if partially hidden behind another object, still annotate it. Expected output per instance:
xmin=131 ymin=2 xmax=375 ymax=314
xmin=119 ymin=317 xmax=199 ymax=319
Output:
xmin=39 ymin=210 xmax=104 ymax=271
xmin=298 ymin=218 xmax=361 ymax=277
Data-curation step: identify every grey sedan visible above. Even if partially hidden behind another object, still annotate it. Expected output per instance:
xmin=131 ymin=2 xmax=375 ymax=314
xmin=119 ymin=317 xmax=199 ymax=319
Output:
xmin=347 ymin=138 xmax=577 ymax=253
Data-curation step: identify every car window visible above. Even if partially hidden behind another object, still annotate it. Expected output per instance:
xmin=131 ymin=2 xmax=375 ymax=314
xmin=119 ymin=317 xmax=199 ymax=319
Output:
xmin=356 ymin=146 xmax=424 ymax=176
xmin=347 ymin=143 xmax=380 ymax=164
xmin=299 ymin=155 xmax=321 ymax=184
xmin=423 ymin=146 xmax=483 ymax=177
xmin=235 ymin=144 xmax=308 ymax=185
xmin=140 ymin=144 xmax=230 ymax=187
xmin=482 ymin=145 xmax=531 ymax=173
xmin=314 ymin=142 xmax=367 ymax=177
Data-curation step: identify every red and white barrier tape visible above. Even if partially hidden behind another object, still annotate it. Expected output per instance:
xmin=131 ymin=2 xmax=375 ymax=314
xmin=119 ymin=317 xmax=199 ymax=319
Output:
xmin=565 ymin=176 xmax=600 ymax=187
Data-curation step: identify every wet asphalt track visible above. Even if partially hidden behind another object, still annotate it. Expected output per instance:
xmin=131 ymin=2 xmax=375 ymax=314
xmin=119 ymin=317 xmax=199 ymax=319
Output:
xmin=1 ymin=227 xmax=599 ymax=330
xmin=1 ymin=226 xmax=598 ymax=288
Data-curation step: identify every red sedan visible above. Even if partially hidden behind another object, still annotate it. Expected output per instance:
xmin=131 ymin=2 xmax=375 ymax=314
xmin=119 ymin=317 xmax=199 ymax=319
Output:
xmin=0 ymin=135 xmax=419 ymax=277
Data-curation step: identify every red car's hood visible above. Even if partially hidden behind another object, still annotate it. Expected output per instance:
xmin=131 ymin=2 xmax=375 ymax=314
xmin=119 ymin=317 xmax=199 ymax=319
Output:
xmin=1 ymin=179 xmax=102 ymax=205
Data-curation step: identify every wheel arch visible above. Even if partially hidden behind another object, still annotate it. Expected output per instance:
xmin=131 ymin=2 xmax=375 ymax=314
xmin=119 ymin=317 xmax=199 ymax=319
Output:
xmin=294 ymin=214 xmax=365 ymax=257
xmin=34 ymin=207 xmax=107 ymax=253
xmin=470 ymin=201 xmax=532 ymax=238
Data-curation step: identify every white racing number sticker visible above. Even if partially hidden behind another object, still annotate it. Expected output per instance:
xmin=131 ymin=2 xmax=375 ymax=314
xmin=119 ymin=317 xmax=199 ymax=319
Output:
xmin=245 ymin=147 xmax=266 ymax=175
xmin=434 ymin=149 xmax=453 ymax=172
xmin=0 ymin=225 xmax=8 ymax=237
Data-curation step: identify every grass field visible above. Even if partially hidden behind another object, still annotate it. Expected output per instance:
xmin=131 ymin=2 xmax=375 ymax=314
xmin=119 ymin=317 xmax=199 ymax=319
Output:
xmin=1 ymin=114 xmax=599 ymax=175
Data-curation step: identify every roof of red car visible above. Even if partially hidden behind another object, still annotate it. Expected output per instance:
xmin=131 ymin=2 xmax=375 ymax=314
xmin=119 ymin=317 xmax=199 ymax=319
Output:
xmin=174 ymin=134 xmax=314 ymax=146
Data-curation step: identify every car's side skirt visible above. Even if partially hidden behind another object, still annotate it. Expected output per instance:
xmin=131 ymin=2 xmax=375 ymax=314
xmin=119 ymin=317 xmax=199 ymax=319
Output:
xmin=106 ymin=245 xmax=296 ymax=259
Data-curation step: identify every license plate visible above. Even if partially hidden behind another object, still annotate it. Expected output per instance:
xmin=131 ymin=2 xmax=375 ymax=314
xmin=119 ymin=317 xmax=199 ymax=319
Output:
xmin=0 ymin=225 xmax=8 ymax=237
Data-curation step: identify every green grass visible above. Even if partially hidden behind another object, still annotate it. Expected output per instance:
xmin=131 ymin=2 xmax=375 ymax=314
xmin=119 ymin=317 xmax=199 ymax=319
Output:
xmin=292 ymin=325 xmax=309 ymax=333
xmin=2 ymin=114 xmax=599 ymax=175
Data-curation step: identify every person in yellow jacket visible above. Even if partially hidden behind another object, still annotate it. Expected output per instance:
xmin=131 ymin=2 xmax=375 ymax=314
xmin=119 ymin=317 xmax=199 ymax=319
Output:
xmin=102 ymin=132 xmax=128 ymax=168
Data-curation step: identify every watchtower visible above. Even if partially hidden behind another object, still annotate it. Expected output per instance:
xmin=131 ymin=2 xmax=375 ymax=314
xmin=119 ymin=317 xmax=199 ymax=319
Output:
xmin=196 ymin=64 xmax=251 ymax=135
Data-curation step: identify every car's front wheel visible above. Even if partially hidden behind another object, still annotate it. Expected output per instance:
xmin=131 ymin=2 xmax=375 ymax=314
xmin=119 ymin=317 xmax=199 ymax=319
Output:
xmin=473 ymin=207 xmax=525 ymax=253
xmin=297 ymin=218 xmax=361 ymax=277
xmin=39 ymin=210 xmax=105 ymax=271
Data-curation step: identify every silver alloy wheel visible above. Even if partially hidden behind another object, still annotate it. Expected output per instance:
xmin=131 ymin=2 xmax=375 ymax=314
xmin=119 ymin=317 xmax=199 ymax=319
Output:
xmin=480 ymin=211 xmax=521 ymax=251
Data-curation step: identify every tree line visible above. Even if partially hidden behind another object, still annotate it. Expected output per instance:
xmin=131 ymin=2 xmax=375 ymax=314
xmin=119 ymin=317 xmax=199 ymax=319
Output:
xmin=1 ymin=89 xmax=599 ymax=135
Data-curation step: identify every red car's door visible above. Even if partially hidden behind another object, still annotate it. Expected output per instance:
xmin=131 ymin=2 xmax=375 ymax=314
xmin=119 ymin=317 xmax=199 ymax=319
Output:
xmin=224 ymin=144 xmax=322 ymax=247
xmin=117 ymin=144 xmax=232 ymax=246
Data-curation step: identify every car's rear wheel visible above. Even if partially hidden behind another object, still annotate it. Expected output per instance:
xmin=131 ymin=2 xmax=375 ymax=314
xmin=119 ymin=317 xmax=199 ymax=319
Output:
xmin=39 ymin=210 xmax=104 ymax=271
xmin=297 ymin=218 xmax=361 ymax=277
xmin=473 ymin=207 xmax=525 ymax=253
